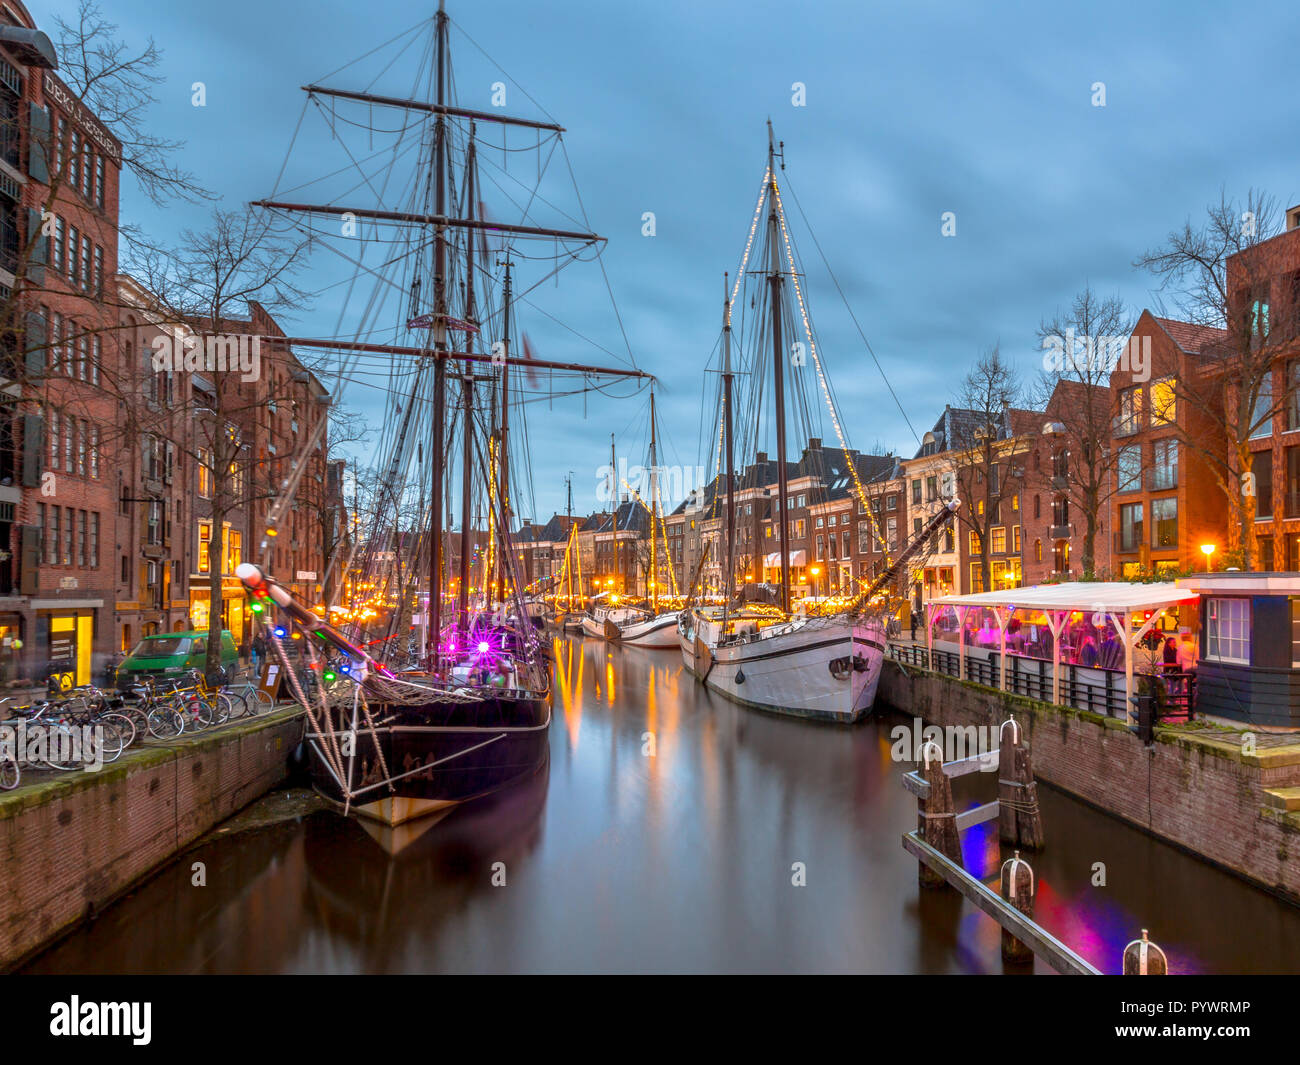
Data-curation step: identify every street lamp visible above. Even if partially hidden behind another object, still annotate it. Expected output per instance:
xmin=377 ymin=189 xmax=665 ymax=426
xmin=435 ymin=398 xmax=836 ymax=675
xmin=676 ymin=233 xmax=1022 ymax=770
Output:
xmin=1200 ymin=543 xmax=1216 ymax=572
xmin=810 ymin=564 xmax=821 ymax=598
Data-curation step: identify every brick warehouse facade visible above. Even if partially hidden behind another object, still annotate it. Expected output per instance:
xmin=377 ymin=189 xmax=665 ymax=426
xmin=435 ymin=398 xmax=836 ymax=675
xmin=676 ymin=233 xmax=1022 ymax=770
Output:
xmin=0 ymin=3 xmax=340 ymax=688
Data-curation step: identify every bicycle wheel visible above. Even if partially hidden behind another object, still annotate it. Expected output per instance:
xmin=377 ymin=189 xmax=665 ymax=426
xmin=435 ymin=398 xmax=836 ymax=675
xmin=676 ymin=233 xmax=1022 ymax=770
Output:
xmin=253 ymin=687 xmax=275 ymax=711
xmin=43 ymin=723 xmax=85 ymax=770
xmin=0 ymin=757 xmax=18 ymax=790
xmin=147 ymin=705 xmax=184 ymax=738
xmin=89 ymin=720 xmax=126 ymax=764
xmin=215 ymin=693 xmax=236 ymax=724
xmin=101 ymin=712 xmax=137 ymax=749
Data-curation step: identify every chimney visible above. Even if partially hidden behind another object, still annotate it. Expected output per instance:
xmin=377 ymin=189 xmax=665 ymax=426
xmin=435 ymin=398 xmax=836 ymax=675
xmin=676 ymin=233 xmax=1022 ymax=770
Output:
xmin=755 ymin=450 xmax=768 ymax=464
xmin=1289 ymin=204 xmax=1300 ymax=232
xmin=808 ymin=437 xmax=822 ymax=450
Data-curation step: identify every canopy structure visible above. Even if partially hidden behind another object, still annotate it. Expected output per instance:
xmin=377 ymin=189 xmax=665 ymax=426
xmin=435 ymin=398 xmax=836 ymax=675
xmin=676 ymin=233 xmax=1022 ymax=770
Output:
xmin=924 ymin=582 xmax=1201 ymax=722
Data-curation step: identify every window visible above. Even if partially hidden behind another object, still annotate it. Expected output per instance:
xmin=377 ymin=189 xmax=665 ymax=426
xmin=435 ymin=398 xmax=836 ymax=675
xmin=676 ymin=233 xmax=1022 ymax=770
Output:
xmin=1289 ymin=447 xmax=1300 ymax=518
xmin=53 ymin=216 xmax=64 ymax=275
xmin=1118 ymin=444 xmax=1142 ymax=493
xmin=62 ymin=506 xmax=72 ymax=565
xmin=1052 ymin=539 xmax=1070 ymax=574
xmin=1206 ymin=597 xmax=1250 ymax=664
xmin=911 ymin=479 xmax=921 ymax=505
xmin=1151 ymin=439 xmax=1177 ymax=491
xmin=95 ymin=155 xmax=105 ymax=207
xmin=1287 ymin=360 xmax=1300 ymax=432
xmin=1151 ymin=376 xmax=1176 ymax=426
xmin=815 ymin=516 xmax=824 ymax=528
xmin=198 ymin=521 xmax=211 ymax=573
xmin=1151 ymin=497 xmax=1178 ymax=549
xmin=815 ymin=534 xmax=824 ymax=560
xmin=1033 ymin=538 xmax=1042 ymax=563
xmin=147 ymin=501 xmax=163 ymax=545
xmin=1252 ymin=373 xmax=1273 ymax=438
xmin=69 ymin=129 xmax=80 ymax=189
xmin=1012 ymin=525 xmax=1021 ymax=553
xmin=76 ymin=509 xmax=86 ymax=568
xmin=885 ymin=517 xmax=897 ymax=550
xmin=48 ymin=506 xmax=59 ymax=564
xmin=926 ymin=475 xmax=937 ymax=501
xmin=68 ymin=224 xmax=79 ymax=282
xmin=991 ymin=526 xmax=1006 ymax=554
xmin=858 ymin=523 xmax=870 ymax=554
xmin=1255 ymin=449 xmax=1273 ymax=519
xmin=969 ymin=530 xmax=981 ymax=555
xmin=968 ymin=563 xmax=985 ymax=594
xmin=1292 ymin=599 xmax=1300 ymax=668
xmin=90 ymin=512 xmax=99 ymax=568
xmin=1116 ymin=385 xmax=1143 ymax=435
xmin=1119 ymin=502 xmax=1143 ymax=552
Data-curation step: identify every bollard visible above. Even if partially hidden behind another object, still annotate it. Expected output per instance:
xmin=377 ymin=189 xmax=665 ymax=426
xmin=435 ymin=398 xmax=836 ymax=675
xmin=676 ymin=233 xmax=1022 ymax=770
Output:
xmin=999 ymin=850 xmax=1035 ymax=963
xmin=1122 ymin=929 xmax=1168 ymax=975
xmin=998 ymin=717 xmax=1045 ymax=849
xmin=918 ymin=740 xmax=962 ymax=887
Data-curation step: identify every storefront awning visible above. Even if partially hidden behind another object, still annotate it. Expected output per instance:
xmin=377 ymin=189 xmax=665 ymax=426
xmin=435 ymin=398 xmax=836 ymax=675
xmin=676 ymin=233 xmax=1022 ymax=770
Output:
xmin=764 ymin=550 xmax=808 ymax=567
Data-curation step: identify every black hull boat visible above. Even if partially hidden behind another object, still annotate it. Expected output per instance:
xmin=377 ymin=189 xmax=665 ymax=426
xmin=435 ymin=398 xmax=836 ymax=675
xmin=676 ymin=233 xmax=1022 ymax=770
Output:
xmin=310 ymin=692 xmax=551 ymax=826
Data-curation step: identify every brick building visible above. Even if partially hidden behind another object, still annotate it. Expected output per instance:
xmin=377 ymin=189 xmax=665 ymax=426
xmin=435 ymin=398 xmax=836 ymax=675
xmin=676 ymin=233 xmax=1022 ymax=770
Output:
xmin=1107 ymin=311 xmax=1228 ymax=577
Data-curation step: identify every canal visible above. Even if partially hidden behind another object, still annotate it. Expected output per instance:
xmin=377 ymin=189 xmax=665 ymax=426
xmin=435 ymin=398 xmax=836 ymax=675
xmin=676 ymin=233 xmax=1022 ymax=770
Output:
xmin=22 ymin=635 xmax=1300 ymax=974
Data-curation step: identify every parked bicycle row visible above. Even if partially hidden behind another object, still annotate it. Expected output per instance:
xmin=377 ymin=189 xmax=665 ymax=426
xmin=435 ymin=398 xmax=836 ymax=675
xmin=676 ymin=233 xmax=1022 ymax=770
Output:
xmin=0 ymin=670 xmax=279 ymax=792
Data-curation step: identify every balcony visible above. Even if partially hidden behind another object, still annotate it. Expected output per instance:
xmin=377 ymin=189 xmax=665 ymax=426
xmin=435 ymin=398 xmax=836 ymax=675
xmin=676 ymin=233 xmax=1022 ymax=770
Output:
xmin=1112 ymin=414 xmax=1140 ymax=438
xmin=1048 ymin=524 xmax=1071 ymax=540
xmin=1144 ymin=466 xmax=1178 ymax=492
xmin=1050 ymin=474 xmax=1068 ymax=491
xmin=1286 ymin=491 xmax=1300 ymax=519
xmin=1115 ymin=528 xmax=1143 ymax=554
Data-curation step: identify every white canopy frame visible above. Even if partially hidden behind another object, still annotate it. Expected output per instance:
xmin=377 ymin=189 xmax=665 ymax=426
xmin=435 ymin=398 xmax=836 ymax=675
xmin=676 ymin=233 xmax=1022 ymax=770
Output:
xmin=922 ymin=582 xmax=1200 ymax=723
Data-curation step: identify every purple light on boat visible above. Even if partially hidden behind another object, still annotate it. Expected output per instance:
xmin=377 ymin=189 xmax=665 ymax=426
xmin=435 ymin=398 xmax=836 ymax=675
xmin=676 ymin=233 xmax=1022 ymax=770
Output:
xmin=477 ymin=641 xmax=490 ymax=654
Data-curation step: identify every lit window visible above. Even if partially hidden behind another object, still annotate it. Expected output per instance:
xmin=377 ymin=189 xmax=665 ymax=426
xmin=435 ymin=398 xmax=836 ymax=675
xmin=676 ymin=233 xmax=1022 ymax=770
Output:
xmin=1206 ymin=597 xmax=1249 ymax=665
xmin=1151 ymin=377 xmax=1176 ymax=426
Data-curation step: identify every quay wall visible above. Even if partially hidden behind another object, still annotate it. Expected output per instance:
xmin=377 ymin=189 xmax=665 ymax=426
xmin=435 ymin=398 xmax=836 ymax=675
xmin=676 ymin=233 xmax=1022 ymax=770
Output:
xmin=879 ymin=661 xmax=1300 ymax=902
xmin=0 ymin=707 xmax=304 ymax=969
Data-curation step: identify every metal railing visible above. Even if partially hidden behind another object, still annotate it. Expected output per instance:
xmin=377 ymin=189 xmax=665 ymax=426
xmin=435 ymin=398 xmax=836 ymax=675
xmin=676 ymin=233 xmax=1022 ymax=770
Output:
xmin=888 ymin=642 xmax=1195 ymax=720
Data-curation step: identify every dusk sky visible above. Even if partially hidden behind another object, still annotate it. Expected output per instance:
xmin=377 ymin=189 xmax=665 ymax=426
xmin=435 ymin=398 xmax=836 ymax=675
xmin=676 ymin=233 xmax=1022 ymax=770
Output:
xmin=39 ymin=0 xmax=1300 ymax=521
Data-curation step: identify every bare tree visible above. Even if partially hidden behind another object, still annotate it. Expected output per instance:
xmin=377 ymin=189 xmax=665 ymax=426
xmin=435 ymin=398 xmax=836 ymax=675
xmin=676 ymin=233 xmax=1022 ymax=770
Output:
xmin=1036 ymin=286 xmax=1131 ymax=576
xmin=949 ymin=346 xmax=1027 ymax=593
xmin=52 ymin=1 xmax=211 ymax=209
xmin=138 ymin=208 xmax=311 ymax=681
xmin=1135 ymin=190 xmax=1297 ymax=570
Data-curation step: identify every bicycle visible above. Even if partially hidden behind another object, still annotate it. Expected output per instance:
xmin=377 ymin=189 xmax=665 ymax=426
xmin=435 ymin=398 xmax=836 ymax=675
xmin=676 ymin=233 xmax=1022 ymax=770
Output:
xmin=221 ymin=675 xmax=275 ymax=717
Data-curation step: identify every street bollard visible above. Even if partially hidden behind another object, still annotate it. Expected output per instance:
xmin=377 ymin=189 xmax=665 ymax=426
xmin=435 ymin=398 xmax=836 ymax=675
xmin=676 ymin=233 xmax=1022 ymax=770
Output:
xmin=999 ymin=850 xmax=1035 ymax=963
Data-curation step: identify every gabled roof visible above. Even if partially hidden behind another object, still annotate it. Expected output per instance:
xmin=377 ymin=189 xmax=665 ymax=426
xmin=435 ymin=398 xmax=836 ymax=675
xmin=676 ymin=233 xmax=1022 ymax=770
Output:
xmin=1151 ymin=315 xmax=1229 ymax=355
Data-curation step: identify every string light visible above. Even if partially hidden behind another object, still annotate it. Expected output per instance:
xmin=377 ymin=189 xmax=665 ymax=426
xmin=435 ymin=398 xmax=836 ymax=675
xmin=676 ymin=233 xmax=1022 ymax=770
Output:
xmin=772 ymin=178 xmax=898 ymax=596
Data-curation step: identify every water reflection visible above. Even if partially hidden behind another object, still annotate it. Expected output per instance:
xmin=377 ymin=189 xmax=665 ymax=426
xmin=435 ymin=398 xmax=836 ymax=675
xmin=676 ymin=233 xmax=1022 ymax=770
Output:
xmin=23 ymin=635 xmax=1300 ymax=973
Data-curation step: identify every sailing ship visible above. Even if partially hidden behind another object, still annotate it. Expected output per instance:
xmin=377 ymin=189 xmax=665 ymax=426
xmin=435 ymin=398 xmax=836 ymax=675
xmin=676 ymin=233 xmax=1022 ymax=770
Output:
xmin=679 ymin=123 xmax=956 ymax=721
xmin=244 ymin=2 xmax=650 ymax=826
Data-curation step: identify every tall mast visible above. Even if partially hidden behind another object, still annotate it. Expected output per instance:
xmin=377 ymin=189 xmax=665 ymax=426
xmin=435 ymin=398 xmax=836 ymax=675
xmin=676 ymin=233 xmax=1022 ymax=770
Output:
xmin=610 ymin=434 xmax=619 ymax=594
xmin=427 ymin=1 xmax=450 ymax=664
xmin=649 ymin=388 xmax=658 ymax=611
xmin=722 ymin=272 xmax=736 ymax=615
xmin=458 ymin=375 xmax=474 ymax=622
xmin=766 ymin=121 xmax=791 ymax=614
xmin=499 ymin=258 xmax=513 ymax=602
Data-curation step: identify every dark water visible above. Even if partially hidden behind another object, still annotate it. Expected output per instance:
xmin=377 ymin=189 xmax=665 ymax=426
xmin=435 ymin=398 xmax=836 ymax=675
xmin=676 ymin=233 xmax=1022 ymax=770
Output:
xmin=23 ymin=635 xmax=1300 ymax=974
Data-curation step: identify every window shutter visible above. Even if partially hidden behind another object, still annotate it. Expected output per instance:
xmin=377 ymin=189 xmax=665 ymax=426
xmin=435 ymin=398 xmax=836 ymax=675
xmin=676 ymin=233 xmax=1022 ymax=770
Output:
xmin=21 ymin=414 xmax=43 ymax=487
xmin=24 ymin=310 xmax=45 ymax=378
xmin=25 ymin=208 xmax=46 ymax=284
xmin=19 ymin=525 xmax=40 ymax=594
xmin=27 ymin=102 xmax=50 ymax=183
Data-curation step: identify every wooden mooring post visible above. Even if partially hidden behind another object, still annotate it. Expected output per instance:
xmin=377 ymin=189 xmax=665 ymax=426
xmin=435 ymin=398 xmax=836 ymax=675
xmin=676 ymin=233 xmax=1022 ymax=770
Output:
xmin=998 ymin=717 xmax=1045 ymax=849
xmin=902 ymin=718 xmax=1102 ymax=975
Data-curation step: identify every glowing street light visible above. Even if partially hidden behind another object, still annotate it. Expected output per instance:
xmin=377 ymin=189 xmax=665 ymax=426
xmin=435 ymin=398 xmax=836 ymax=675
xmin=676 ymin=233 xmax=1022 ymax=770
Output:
xmin=1200 ymin=543 xmax=1216 ymax=572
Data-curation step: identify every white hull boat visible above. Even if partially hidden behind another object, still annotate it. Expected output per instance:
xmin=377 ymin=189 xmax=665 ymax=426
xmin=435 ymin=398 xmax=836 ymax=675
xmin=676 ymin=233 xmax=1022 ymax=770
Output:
xmin=678 ymin=608 xmax=885 ymax=723
xmin=617 ymin=612 xmax=680 ymax=648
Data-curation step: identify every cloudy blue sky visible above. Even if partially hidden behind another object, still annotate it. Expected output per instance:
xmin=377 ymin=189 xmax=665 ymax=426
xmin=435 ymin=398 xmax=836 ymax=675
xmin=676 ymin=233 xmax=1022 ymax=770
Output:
xmin=37 ymin=0 xmax=1300 ymax=520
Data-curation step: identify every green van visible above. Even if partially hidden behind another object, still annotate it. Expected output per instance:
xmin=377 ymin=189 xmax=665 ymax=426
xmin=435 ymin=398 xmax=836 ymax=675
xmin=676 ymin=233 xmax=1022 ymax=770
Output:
xmin=116 ymin=630 xmax=239 ymax=689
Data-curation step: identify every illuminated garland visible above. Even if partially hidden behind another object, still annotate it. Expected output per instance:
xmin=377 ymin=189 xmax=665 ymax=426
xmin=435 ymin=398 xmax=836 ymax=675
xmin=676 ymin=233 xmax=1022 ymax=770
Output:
xmin=772 ymin=178 xmax=896 ymax=585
